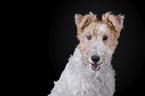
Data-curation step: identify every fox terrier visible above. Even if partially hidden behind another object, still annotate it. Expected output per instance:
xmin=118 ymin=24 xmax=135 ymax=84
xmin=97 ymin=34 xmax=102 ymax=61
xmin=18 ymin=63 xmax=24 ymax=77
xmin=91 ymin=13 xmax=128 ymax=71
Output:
xmin=49 ymin=12 xmax=124 ymax=96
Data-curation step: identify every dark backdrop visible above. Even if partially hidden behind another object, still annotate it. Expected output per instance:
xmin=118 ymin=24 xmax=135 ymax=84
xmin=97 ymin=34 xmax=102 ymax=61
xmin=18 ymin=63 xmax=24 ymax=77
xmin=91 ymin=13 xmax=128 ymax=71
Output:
xmin=33 ymin=0 xmax=145 ymax=96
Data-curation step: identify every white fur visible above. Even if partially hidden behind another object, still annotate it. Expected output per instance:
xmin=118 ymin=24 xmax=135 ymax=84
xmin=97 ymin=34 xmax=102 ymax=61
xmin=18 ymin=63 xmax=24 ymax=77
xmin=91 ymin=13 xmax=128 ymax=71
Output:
xmin=49 ymin=45 xmax=115 ymax=96
xmin=48 ymin=12 xmax=124 ymax=96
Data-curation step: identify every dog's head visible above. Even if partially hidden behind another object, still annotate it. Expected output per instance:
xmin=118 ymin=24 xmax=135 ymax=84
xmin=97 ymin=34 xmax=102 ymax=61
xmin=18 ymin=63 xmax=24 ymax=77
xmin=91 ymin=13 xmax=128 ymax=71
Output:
xmin=75 ymin=12 xmax=124 ymax=71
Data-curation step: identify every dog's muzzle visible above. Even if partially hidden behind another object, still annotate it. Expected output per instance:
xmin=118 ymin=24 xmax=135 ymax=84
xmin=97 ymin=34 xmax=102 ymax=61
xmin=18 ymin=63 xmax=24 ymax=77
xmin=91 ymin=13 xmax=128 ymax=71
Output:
xmin=91 ymin=55 xmax=101 ymax=71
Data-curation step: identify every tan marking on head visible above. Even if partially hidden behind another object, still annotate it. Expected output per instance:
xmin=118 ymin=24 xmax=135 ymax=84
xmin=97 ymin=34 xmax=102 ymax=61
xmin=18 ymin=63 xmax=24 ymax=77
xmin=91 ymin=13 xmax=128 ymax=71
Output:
xmin=102 ymin=12 xmax=125 ymax=39
xmin=74 ymin=12 xmax=97 ymax=40
xmin=97 ymin=23 xmax=119 ymax=51
xmin=74 ymin=12 xmax=124 ymax=54
xmin=102 ymin=29 xmax=119 ymax=51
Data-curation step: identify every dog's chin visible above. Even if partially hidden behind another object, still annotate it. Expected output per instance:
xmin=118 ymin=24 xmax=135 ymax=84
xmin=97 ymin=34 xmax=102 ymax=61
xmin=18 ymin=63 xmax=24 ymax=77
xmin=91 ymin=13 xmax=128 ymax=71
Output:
xmin=90 ymin=62 xmax=101 ymax=71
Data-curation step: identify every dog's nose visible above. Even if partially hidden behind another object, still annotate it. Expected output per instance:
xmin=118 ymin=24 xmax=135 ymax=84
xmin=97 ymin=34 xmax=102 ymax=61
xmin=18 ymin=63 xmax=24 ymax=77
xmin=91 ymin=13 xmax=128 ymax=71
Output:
xmin=91 ymin=55 xmax=100 ymax=62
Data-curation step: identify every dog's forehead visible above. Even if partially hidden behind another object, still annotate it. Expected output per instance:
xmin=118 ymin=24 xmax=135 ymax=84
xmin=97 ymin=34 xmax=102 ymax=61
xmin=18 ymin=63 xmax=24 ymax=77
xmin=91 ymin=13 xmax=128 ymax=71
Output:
xmin=96 ymin=23 xmax=110 ymax=33
xmin=85 ymin=22 xmax=111 ymax=34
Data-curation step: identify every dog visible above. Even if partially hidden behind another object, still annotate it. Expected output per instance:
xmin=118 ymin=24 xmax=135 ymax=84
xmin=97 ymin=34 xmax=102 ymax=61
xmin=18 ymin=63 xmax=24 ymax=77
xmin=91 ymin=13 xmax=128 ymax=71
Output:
xmin=49 ymin=12 xmax=124 ymax=96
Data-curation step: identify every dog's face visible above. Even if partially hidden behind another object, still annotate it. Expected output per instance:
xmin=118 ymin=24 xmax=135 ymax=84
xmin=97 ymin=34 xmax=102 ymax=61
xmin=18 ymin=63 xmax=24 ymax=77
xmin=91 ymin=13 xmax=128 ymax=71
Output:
xmin=75 ymin=12 xmax=124 ymax=71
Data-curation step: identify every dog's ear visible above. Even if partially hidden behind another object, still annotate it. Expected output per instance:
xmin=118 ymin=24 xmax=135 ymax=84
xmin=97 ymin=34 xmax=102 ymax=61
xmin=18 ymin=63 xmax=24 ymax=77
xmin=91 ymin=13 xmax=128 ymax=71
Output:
xmin=102 ymin=12 xmax=124 ymax=38
xmin=74 ymin=12 xmax=97 ymax=31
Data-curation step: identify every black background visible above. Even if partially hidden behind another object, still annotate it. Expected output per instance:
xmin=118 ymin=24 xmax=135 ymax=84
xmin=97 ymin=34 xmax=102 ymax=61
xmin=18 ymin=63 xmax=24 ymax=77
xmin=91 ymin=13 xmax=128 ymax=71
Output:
xmin=29 ymin=0 xmax=145 ymax=96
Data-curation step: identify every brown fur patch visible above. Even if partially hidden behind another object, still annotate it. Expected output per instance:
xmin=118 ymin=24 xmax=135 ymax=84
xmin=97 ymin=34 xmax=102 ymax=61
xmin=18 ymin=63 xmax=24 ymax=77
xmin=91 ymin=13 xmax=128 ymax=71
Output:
xmin=102 ymin=12 xmax=124 ymax=39
xmin=74 ymin=12 xmax=124 ymax=52
xmin=75 ymin=12 xmax=97 ymax=39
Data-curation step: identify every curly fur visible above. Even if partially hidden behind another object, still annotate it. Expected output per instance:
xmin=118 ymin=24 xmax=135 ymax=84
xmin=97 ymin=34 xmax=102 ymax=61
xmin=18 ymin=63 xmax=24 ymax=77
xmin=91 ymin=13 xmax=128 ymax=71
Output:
xmin=49 ymin=12 xmax=124 ymax=96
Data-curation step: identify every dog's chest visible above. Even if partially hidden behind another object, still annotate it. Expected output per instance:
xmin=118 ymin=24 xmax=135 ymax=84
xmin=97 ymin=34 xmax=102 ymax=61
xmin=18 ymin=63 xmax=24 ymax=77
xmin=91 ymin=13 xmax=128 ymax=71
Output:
xmin=79 ymin=73 xmax=110 ymax=96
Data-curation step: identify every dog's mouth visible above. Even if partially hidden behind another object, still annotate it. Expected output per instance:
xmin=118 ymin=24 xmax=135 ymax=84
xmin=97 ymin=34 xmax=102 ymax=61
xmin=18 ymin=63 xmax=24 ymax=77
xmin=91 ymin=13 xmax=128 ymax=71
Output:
xmin=91 ymin=63 xmax=101 ymax=71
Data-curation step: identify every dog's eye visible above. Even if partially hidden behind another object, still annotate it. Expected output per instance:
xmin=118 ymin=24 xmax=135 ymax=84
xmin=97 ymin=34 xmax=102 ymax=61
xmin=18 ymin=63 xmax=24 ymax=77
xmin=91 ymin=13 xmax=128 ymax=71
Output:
xmin=87 ymin=35 xmax=91 ymax=40
xmin=103 ymin=36 xmax=108 ymax=41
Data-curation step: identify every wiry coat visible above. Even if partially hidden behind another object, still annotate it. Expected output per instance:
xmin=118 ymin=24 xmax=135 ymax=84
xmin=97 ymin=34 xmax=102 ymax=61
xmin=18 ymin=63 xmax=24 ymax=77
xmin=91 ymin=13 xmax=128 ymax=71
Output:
xmin=49 ymin=47 xmax=115 ymax=96
xmin=49 ymin=12 xmax=124 ymax=96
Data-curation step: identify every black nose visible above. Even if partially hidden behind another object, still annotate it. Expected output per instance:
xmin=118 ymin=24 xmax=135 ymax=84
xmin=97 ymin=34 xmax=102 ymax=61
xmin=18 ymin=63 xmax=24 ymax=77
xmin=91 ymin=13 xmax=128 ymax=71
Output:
xmin=91 ymin=55 xmax=100 ymax=62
